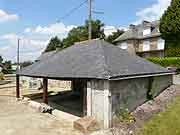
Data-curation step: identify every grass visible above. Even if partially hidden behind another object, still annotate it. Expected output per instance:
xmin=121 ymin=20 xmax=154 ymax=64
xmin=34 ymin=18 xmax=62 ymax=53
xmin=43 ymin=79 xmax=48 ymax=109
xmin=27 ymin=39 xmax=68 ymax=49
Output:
xmin=137 ymin=96 xmax=180 ymax=135
xmin=147 ymin=57 xmax=180 ymax=68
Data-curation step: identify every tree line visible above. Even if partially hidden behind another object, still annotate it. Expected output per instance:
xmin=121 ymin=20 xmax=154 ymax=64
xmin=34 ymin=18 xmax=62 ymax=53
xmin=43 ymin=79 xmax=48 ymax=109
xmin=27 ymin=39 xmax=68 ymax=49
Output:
xmin=160 ymin=0 xmax=180 ymax=56
xmin=44 ymin=19 xmax=124 ymax=53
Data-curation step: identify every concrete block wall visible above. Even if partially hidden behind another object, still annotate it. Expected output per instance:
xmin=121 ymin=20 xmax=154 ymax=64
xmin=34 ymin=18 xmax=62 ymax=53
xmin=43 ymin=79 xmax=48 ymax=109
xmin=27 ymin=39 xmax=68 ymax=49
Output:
xmin=152 ymin=75 xmax=173 ymax=96
xmin=110 ymin=77 xmax=149 ymax=113
xmin=87 ymin=75 xmax=172 ymax=128
xmin=110 ymin=75 xmax=172 ymax=120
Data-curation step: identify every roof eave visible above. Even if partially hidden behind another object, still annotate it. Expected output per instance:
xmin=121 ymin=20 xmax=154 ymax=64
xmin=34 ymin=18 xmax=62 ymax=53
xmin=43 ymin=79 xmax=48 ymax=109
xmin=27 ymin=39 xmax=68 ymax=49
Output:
xmin=109 ymin=72 xmax=174 ymax=81
xmin=16 ymin=73 xmax=109 ymax=80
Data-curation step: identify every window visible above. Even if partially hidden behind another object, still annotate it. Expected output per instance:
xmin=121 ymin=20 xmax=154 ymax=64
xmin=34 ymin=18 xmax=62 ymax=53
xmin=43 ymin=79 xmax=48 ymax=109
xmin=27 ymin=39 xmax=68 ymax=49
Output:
xmin=157 ymin=39 xmax=165 ymax=50
xmin=143 ymin=28 xmax=151 ymax=36
xmin=143 ymin=41 xmax=150 ymax=51
xmin=120 ymin=42 xmax=128 ymax=50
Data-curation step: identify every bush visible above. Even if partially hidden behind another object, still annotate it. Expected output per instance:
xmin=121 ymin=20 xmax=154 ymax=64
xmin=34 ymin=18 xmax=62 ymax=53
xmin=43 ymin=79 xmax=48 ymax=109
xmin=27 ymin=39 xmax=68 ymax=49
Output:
xmin=114 ymin=108 xmax=135 ymax=123
xmin=2 ymin=69 xmax=14 ymax=74
xmin=0 ymin=72 xmax=4 ymax=80
xmin=147 ymin=57 xmax=180 ymax=68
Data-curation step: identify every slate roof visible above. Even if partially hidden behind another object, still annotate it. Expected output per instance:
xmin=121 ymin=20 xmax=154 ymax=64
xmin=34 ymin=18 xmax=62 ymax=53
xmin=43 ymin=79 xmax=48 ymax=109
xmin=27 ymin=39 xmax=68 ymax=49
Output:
xmin=18 ymin=39 xmax=172 ymax=80
xmin=114 ymin=20 xmax=161 ymax=42
xmin=37 ymin=50 xmax=57 ymax=61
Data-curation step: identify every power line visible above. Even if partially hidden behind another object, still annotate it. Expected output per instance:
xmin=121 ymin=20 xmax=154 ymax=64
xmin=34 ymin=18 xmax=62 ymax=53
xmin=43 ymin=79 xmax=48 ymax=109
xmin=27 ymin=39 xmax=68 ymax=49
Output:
xmin=57 ymin=0 xmax=88 ymax=22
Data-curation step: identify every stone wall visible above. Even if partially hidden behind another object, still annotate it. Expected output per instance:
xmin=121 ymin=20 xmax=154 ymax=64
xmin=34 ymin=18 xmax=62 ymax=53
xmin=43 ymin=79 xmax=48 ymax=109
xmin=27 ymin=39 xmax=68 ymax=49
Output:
xmin=117 ymin=40 xmax=137 ymax=56
xmin=138 ymin=37 xmax=161 ymax=52
xmin=117 ymin=37 xmax=165 ymax=58
xmin=137 ymin=51 xmax=164 ymax=58
xmin=110 ymin=75 xmax=172 ymax=118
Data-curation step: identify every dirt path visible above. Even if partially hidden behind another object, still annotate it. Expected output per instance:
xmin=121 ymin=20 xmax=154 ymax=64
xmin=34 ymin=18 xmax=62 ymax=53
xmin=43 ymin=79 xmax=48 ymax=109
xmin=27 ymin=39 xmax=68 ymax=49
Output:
xmin=0 ymin=91 xmax=82 ymax=135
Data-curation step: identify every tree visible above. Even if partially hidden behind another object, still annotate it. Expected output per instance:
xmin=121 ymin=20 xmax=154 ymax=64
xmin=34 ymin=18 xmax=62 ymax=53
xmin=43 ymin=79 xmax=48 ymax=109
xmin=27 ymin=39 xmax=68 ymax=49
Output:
xmin=63 ymin=19 xmax=105 ymax=48
xmin=105 ymin=29 xmax=124 ymax=44
xmin=44 ymin=36 xmax=63 ymax=53
xmin=20 ymin=61 xmax=33 ymax=67
xmin=85 ymin=20 xmax=105 ymax=39
xmin=43 ymin=20 xmax=106 ymax=53
xmin=160 ymin=0 xmax=180 ymax=48
xmin=0 ymin=56 xmax=3 ymax=64
xmin=2 ymin=60 xmax=13 ymax=74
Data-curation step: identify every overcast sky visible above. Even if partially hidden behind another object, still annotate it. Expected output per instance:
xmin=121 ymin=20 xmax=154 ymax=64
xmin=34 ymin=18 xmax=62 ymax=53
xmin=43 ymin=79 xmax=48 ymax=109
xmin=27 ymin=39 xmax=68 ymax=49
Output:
xmin=0 ymin=0 xmax=171 ymax=62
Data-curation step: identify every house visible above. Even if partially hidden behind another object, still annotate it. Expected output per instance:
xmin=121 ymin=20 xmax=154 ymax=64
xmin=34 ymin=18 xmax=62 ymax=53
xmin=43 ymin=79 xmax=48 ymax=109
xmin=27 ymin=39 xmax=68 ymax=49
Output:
xmin=114 ymin=20 xmax=165 ymax=58
xmin=17 ymin=39 xmax=173 ymax=128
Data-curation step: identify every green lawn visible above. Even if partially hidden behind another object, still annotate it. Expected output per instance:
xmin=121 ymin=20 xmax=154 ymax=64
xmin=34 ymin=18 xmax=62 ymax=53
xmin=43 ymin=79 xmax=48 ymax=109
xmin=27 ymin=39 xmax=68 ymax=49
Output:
xmin=137 ymin=96 xmax=180 ymax=135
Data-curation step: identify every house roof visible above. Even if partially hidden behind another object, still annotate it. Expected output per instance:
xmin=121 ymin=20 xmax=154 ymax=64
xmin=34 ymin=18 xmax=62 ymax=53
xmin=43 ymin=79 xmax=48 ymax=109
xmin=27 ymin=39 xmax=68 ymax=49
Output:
xmin=0 ymin=64 xmax=3 ymax=68
xmin=17 ymin=39 xmax=172 ymax=80
xmin=114 ymin=20 xmax=161 ymax=42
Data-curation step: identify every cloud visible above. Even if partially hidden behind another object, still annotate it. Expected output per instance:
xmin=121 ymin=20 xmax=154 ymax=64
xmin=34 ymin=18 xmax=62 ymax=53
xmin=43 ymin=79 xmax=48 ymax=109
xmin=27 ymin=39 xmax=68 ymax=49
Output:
xmin=0 ymin=23 xmax=125 ymax=62
xmin=24 ymin=22 xmax=77 ymax=35
xmin=0 ymin=22 xmax=77 ymax=62
xmin=104 ymin=26 xmax=127 ymax=36
xmin=1 ymin=33 xmax=19 ymax=40
xmin=0 ymin=9 xmax=19 ymax=22
xmin=0 ymin=33 xmax=48 ymax=62
xmin=134 ymin=0 xmax=171 ymax=24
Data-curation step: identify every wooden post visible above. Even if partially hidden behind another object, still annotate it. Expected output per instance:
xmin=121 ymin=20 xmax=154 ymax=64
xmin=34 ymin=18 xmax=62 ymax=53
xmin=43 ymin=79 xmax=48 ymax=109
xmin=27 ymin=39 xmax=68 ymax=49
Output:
xmin=83 ymin=81 xmax=87 ymax=116
xmin=43 ymin=78 xmax=48 ymax=104
xmin=16 ymin=75 xmax=20 ymax=98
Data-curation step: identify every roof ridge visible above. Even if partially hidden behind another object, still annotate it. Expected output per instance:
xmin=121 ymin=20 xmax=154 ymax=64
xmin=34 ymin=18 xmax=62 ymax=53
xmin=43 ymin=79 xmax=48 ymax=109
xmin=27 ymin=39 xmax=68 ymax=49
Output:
xmin=98 ymin=40 xmax=111 ymax=79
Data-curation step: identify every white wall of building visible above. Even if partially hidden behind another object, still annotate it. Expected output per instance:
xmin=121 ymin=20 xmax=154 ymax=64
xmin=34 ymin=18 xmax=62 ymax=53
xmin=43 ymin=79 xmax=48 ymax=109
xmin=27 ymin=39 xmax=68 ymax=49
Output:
xmin=143 ymin=28 xmax=151 ymax=36
xmin=157 ymin=38 xmax=165 ymax=50
xmin=120 ymin=42 xmax=128 ymax=50
xmin=143 ymin=40 xmax=150 ymax=51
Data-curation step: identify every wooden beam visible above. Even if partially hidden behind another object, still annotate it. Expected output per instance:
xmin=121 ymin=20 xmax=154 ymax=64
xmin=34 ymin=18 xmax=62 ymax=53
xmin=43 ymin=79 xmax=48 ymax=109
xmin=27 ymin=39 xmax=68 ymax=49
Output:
xmin=43 ymin=78 xmax=48 ymax=104
xmin=16 ymin=75 xmax=20 ymax=98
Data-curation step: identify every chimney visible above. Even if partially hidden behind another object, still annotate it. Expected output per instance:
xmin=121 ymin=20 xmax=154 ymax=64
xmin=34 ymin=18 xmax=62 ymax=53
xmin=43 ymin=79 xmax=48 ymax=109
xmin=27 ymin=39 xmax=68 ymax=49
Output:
xmin=129 ymin=24 xmax=135 ymax=30
xmin=142 ymin=20 xmax=151 ymax=27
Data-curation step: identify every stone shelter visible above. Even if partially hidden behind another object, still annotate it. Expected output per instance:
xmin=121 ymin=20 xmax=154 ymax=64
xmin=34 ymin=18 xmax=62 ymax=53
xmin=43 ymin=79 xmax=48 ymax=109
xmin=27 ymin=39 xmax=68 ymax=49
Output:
xmin=17 ymin=39 xmax=173 ymax=128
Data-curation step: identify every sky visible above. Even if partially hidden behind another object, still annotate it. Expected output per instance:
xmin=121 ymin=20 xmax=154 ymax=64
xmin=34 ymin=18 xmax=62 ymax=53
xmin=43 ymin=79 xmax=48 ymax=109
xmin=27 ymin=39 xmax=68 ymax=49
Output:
xmin=0 ymin=0 xmax=171 ymax=62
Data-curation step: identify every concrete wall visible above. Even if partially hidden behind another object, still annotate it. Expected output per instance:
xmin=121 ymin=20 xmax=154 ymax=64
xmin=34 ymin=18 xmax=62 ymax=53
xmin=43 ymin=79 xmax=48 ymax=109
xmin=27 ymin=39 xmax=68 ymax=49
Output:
xmin=87 ymin=80 xmax=111 ymax=128
xmin=88 ymin=75 xmax=172 ymax=128
xmin=110 ymin=75 xmax=172 ymax=119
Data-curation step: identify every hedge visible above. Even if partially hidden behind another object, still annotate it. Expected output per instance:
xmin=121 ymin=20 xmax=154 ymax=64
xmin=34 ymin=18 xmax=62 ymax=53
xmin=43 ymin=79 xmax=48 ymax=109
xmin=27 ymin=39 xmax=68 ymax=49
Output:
xmin=147 ymin=57 xmax=180 ymax=68
xmin=165 ymin=48 xmax=180 ymax=57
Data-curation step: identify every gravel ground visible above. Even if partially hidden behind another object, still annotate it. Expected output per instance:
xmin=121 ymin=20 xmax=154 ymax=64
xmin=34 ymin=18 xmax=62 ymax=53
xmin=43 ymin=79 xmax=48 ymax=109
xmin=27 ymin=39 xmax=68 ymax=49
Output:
xmin=0 ymin=94 xmax=82 ymax=135
xmin=0 ymin=75 xmax=180 ymax=135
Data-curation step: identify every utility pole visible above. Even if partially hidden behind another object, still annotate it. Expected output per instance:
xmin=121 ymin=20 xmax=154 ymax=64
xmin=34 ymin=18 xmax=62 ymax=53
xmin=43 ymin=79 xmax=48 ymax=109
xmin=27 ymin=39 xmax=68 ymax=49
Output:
xmin=88 ymin=0 xmax=92 ymax=40
xmin=17 ymin=38 xmax=20 ymax=71
xmin=16 ymin=38 xmax=20 ymax=99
